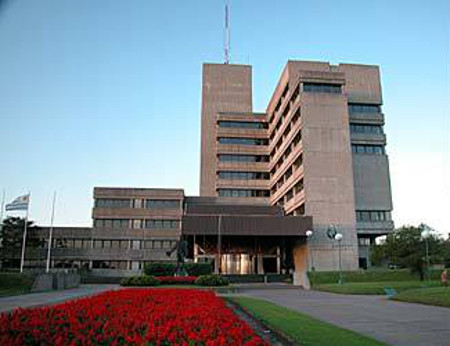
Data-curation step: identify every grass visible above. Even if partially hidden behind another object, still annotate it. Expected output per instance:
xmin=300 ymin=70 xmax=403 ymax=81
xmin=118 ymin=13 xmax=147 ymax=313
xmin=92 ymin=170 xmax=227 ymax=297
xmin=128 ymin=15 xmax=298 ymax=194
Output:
xmin=229 ymin=296 xmax=386 ymax=346
xmin=0 ymin=272 xmax=34 ymax=297
xmin=308 ymin=269 xmax=442 ymax=286
xmin=314 ymin=281 xmax=441 ymax=295
xmin=393 ymin=286 xmax=450 ymax=307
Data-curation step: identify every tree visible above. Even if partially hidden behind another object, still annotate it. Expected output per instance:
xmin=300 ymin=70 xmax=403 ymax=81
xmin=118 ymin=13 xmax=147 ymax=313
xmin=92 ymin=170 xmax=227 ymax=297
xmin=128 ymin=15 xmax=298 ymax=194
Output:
xmin=0 ymin=217 xmax=41 ymax=250
xmin=370 ymin=224 xmax=444 ymax=280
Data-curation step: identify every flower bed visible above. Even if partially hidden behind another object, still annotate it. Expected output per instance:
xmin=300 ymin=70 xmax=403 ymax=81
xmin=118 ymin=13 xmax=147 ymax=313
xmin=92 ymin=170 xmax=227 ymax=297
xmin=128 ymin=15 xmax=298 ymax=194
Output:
xmin=157 ymin=276 xmax=198 ymax=285
xmin=0 ymin=289 xmax=267 ymax=345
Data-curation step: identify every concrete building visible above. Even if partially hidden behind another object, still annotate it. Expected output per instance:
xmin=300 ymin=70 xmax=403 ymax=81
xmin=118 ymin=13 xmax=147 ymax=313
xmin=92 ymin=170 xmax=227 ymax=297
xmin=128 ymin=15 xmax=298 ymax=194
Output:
xmin=199 ymin=61 xmax=393 ymax=270
xmin=1 ymin=60 xmax=393 ymax=277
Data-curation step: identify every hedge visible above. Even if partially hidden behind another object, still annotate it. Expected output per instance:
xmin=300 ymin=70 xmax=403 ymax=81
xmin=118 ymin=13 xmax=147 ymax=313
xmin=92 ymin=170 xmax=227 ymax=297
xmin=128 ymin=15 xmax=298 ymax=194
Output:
xmin=144 ymin=262 xmax=212 ymax=277
xmin=120 ymin=275 xmax=160 ymax=287
xmin=223 ymin=274 xmax=291 ymax=283
xmin=0 ymin=272 xmax=34 ymax=292
xmin=195 ymin=274 xmax=229 ymax=287
xmin=308 ymin=269 xmax=444 ymax=286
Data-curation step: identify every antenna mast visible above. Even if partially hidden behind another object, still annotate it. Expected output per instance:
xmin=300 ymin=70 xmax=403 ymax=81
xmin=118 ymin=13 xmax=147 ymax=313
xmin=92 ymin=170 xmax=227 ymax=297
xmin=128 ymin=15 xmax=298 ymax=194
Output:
xmin=224 ymin=1 xmax=230 ymax=64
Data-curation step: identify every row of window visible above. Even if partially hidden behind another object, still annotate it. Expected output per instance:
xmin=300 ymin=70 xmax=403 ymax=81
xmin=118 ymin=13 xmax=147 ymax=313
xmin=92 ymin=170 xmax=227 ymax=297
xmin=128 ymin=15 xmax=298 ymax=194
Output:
xmin=348 ymin=103 xmax=380 ymax=114
xmin=146 ymin=200 xmax=180 ymax=209
xmin=270 ymin=108 xmax=301 ymax=156
xmin=218 ymin=121 xmax=268 ymax=129
xmin=218 ymin=154 xmax=269 ymax=163
xmin=303 ymin=83 xmax=342 ymax=94
xmin=95 ymin=199 xmax=180 ymax=209
xmin=352 ymin=145 xmax=385 ymax=155
xmin=94 ymin=219 xmax=179 ymax=230
xmin=95 ymin=199 xmax=130 ymax=208
xmin=286 ymin=203 xmax=305 ymax=216
xmin=47 ymin=238 xmax=176 ymax=250
xmin=218 ymin=189 xmax=270 ymax=198
xmin=350 ymin=124 xmax=383 ymax=134
xmin=356 ymin=210 xmax=392 ymax=222
xmin=92 ymin=260 xmax=146 ymax=270
xmin=271 ymin=151 xmax=303 ymax=196
xmin=218 ymin=137 xmax=269 ymax=146
xmin=358 ymin=237 xmax=372 ymax=246
xmin=218 ymin=171 xmax=270 ymax=180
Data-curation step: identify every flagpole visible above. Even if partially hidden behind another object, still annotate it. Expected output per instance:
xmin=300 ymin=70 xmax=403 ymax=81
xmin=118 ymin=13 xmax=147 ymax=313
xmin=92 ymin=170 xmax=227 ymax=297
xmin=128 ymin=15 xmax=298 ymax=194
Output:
xmin=46 ymin=192 xmax=56 ymax=273
xmin=19 ymin=193 xmax=30 ymax=274
xmin=0 ymin=189 xmax=5 ymax=224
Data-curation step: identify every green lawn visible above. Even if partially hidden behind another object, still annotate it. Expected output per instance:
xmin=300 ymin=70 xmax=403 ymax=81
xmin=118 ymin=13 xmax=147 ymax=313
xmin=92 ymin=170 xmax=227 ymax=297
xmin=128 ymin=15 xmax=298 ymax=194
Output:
xmin=314 ymin=281 xmax=441 ymax=295
xmin=393 ymin=287 xmax=450 ymax=307
xmin=0 ymin=272 xmax=34 ymax=297
xmin=229 ymin=296 xmax=386 ymax=346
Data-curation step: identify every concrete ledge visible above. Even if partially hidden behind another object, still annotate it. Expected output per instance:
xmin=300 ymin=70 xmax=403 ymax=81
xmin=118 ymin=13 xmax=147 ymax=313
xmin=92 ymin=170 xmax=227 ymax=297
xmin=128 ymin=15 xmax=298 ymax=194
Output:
xmin=31 ymin=272 xmax=81 ymax=292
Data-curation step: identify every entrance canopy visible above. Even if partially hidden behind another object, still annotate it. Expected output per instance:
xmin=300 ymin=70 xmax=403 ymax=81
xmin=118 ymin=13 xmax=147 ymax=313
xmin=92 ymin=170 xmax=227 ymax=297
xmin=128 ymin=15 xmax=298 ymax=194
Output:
xmin=182 ymin=214 xmax=312 ymax=237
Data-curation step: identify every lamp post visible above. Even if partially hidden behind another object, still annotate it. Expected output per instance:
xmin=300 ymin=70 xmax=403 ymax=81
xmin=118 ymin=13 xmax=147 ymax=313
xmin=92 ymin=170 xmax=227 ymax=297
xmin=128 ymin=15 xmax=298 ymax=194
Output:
xmin=306 ymin=229 xmax=314 ymax=271
xmin=335 ymin=233 xmax=343 ymax=285
xmin=421 ymin=225 xmax=431 ymax=283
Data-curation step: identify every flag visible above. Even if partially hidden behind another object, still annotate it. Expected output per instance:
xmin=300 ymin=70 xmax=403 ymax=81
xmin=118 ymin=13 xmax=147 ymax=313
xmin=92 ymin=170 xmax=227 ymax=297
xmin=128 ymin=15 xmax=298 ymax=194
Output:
xmin=5 ymin=194 xmax=30 ymax=211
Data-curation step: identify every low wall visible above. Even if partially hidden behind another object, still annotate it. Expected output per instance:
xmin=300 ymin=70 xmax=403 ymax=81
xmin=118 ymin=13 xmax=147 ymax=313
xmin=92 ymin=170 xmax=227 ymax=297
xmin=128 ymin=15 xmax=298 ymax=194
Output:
xmin=31 ymin=271 xmax=81 ymax=292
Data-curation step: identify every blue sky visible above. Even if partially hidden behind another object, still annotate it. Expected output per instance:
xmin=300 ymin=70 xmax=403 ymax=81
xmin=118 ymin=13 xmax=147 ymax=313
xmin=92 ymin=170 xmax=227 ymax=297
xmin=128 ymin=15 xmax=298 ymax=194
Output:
xmin=0 ymin=0 xmax=448 ymax=235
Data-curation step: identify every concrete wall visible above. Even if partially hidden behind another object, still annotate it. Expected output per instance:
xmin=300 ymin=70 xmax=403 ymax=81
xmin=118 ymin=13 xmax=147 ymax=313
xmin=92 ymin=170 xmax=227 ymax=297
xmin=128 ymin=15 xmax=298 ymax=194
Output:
xmin=31 ymin=271 xmax=81 ymax=292
xmin=353 ymin=155 xmax=393 ymax=210
xmin=200 ymin=63 xmax=253 ymax=196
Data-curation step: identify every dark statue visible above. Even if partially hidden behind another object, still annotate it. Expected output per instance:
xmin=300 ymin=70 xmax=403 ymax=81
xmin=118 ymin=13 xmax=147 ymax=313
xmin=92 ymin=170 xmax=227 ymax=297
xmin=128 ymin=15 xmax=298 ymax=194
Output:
xmin=166 ymin=239 xmax=189 ymax=276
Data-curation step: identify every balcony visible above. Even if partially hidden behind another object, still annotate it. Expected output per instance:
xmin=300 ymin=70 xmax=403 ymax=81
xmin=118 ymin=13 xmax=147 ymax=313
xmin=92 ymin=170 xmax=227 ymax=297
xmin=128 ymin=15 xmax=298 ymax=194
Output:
xmin=357 ymin=220 xmax=395 ymax=236
xmin=349 ymin=112 xmax=384 ymax=124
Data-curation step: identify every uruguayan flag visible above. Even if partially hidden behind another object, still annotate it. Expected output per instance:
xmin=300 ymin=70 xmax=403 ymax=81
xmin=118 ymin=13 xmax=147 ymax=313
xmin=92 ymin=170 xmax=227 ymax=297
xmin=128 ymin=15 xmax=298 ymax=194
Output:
xmin=5 ymin=194 xmax=30 ymax=211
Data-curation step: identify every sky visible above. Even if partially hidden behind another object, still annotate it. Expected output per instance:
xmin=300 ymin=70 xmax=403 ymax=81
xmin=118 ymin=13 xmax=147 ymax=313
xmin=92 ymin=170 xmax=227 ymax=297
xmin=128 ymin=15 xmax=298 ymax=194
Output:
xmin=0 ymin=0 xmax=448 ymax=236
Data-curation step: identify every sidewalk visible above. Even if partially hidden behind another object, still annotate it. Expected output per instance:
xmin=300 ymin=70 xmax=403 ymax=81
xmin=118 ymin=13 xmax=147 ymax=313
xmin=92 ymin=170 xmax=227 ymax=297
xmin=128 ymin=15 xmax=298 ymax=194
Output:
xmin=242 ymin=288 xmax=450 ymax=346
xmin=0 ymin=284 xmax=120 ymax=313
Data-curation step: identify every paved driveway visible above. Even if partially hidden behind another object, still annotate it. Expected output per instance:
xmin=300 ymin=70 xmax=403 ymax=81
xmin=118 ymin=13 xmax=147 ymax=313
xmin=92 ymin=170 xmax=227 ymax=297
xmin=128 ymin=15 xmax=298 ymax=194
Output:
xmin=242 ymin=289 xmax=450 ymax=346
xmin=0 ymin=284 xmax=120 ymax=313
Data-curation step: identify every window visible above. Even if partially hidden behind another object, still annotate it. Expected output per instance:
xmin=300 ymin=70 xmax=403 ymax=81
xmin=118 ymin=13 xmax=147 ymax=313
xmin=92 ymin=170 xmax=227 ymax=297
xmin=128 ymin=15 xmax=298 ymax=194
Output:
xmin=352 ymin=145 xmax=385 ymax=155
xmin=94 ymin=219 xmax=130 ymax=229
xmin=348 ymin=103 xmax=380 ymax=114
xmin=303 ymin=83 xmax=341 ymax=93
xmin=145 ymin=219 xmax=179 ymax=229
xmin=218 ymin=137 xmax=268 ymax=146
xmin=95 ymin=199 xmax=130 ymax=208
xmin=293 ymin=204 xmax=305 ymax=216
xmin=217 ymin=189 xmax=270 ymax=197
xmin=358 ymin=237 xmax=371 ymax=246
xmin=218 ymin=171 xmax=270 ymax=180
xmin=350 ymin=124 xmax=383 ymax=134
xmin=132 ymin=199 xmax=144 ymax=208
xmin=218 ymin=121 xmax=268 ymax=129
xmin=218 ymin=154 xmax=269 ymax=162
xmin=356 ymin=210 xmax=391 ymax=222
xmin=294 ymin=179 xmax=304 ymax=193
xmin=146 ymin=200 xmax=180 ymax=209
xmin=131 ymin=240 xmax=141 ymax=250
xmin=132 ymin=219 xmax=143 ymax=229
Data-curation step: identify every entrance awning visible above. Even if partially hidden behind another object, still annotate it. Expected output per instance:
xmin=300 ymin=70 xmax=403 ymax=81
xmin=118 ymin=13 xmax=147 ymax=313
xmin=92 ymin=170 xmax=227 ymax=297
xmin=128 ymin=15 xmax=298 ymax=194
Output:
xmin=182 ymin=215 xmax=312 ymax=236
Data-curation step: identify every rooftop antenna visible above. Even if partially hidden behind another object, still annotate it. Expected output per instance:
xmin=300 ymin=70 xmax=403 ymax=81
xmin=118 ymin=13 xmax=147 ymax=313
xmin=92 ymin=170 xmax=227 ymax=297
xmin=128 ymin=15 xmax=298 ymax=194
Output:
xmin=224 ymin=1 xmax=230 ymax=64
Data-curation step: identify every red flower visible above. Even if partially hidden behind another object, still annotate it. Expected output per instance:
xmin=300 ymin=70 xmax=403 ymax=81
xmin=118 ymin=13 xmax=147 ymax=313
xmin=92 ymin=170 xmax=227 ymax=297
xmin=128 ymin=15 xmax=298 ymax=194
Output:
xmin=0 ymin=289 xmax=268 ymax=345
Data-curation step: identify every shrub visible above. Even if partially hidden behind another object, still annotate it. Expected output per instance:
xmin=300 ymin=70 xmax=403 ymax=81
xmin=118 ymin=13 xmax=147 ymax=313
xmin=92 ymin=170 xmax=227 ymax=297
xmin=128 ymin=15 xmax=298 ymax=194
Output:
xmin=120 ymin=275 xmax=160 ymax=287
xmin=0 ymin=272 xmax=34 ymax=292
xmin=195 ymin=274 xmax=229 ymax=287
xmin=144 ymin=262 xmax=213 ymax=277
xmin=156 ymin=276 xmax=197 ymax=285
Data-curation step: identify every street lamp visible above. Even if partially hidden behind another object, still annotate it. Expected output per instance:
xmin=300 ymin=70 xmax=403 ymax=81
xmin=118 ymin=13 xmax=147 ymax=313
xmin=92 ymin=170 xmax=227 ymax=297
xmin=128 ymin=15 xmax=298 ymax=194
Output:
xmin=421 ymin=225 xmax=432 ymax=283
xmin=306 ymin=229 xmax=314 ymax=271
xmin=335 ymin=233 xmax=343 ymax=285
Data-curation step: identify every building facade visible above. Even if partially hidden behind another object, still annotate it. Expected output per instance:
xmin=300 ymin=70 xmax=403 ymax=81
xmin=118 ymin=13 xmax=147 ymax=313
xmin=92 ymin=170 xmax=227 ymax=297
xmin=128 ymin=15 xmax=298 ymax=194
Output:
xmin=199 ymin=61 xmax=394 ymax=270
xmin=1 ymin=60 xmax=394 ymax=277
